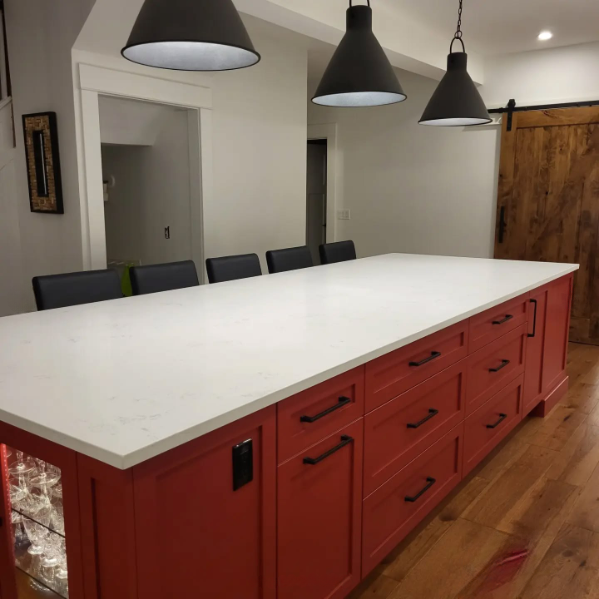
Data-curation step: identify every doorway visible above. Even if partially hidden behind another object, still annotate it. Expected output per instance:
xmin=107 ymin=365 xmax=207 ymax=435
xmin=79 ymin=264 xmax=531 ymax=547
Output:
xmin=306 ymin=139 xmax=328 ymax=264
xmin=494 ymin=105 xmax=599 ymax=344
xmin=98 ymin=95 xmax=200 ymax=281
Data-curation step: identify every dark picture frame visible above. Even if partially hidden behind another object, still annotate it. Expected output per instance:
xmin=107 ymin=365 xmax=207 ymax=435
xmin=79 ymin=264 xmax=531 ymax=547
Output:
xmin=22 ymin=112 xmax=64 ymax=214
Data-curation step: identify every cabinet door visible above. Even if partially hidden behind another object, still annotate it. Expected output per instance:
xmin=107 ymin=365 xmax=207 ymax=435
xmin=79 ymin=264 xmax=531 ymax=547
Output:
xmin=278 ymin=419 xmax=363 ymax=599
xmin=543 ymin=275 xmax=573 ymax=390
xmin=523 ymin=291 xmax=548 ymax=416
xmin=134 ymin=407 xmax=276 ymax=599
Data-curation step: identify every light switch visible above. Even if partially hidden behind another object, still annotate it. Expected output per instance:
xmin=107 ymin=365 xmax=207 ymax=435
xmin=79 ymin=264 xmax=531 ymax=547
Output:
xmin=338 ymin=210 xmax=351 ymax=221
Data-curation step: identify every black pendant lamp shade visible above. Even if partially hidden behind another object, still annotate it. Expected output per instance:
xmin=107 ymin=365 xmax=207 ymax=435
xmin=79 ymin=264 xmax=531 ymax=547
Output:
xmin=419 ymin=0 xmax=491 ymax=126
xmin=122 ymin=0 xmax=260 ymax=72
xmin=419 ymin=52 xmax=491 ymax=126
xmin=312 ymin=1 xmax=406 ymax=108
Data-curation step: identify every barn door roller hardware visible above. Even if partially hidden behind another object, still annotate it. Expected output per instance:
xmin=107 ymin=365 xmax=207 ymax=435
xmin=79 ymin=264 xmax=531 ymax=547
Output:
xmin=489 ymin=98 xmax=599 ymax=132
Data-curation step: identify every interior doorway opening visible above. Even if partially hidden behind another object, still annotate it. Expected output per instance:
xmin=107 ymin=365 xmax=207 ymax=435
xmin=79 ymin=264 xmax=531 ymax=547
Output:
xmin=306 ymin=139 xmax=328 ymax=264
xmin=97 ymin=95 xmax=203 ymax=285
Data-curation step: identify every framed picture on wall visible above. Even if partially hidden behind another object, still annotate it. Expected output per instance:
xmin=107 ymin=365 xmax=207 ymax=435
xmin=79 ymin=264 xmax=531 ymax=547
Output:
xmin=22 ymin=111 xmax=64 ymax=214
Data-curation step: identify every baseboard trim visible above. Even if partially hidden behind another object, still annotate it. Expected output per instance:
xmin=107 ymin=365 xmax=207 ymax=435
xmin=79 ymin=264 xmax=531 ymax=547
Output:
xmin=532 ymin=374 xmax=569 ymax=418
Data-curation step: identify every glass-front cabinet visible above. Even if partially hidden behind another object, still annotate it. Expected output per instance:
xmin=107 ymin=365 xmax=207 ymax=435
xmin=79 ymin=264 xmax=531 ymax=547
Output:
xmin=6 ymin=446 xmax=69 ymax=597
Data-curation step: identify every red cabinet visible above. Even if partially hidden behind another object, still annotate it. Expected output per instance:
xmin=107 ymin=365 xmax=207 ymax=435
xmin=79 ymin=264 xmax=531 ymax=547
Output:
xmin=363 ymin=360 xmax=466 ymax=497
xmin=278 ymin=419 xmax=363 ymax=599
xmin=466 ymin=324 xmax=526 ymax=415
xmin=133 ymin=407 xmax=277 ymax=599
xmin=362 ymin=423 xmax=463 ymax=577
xmin=523 ymin=275 xmax=573 ymax=416
xmin=277 ymin=367 xmax=364 ymax=464
xmin=463 ymin=375 xmax=523 ymax=476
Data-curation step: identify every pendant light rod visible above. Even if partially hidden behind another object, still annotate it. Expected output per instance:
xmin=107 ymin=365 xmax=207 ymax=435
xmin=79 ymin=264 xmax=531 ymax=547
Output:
xmin=450 ymin=0 xmax=466 ymax=53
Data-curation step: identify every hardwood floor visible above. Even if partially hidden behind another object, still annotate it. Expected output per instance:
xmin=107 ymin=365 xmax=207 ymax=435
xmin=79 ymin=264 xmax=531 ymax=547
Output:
xmin=350 ymin=343 xmax=599 ymax=599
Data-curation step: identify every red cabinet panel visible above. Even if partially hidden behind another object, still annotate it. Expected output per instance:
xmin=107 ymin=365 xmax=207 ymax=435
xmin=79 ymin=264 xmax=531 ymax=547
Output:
xmin=133 ymin=407 xmax=276 ymax=599
xmin=463 ymin=375 xmax=523 ymax=476
xmin=469 ymin=294 xmax=529 ymax=353
xmin=466 ymin=324 xmax=526 ymax=415
xmin=362 ymin=422 xmax=463 ymax=577
xmin=365 ymin=321 xmax=468 ymax=412
xmin=278 ymin=420 xmax=363 ymax=599
xmin=543 ymin=275 xmax=573 ymax=391
xmin=278 ymin=367 xmax=364 ymax=464
xmin=523 ymin=290 xmax=548 ymax=416
xmin=364 ymin=360 xmax=466 ymax=497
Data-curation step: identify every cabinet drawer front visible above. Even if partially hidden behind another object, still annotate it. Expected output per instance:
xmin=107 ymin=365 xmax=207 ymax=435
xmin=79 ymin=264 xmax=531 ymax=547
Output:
xmin=464 ymin=375 xmax=523 ymax=476
xmin=278 ymin=420 xmax=363 ymax=599
xmin=278 ymin=367 xmax=364 ymax=464
xmin=364 ymin=360 xmax=466 ymax=496
xmin=365 ymin=321 xmax=468 ymax=413
xmin=469 ymin=294 xmax=528 ymax=352
xmin=362 ymin=423 xmax=463 ymax=577
xmin=466 ymin=324 xmax=526 ymax=415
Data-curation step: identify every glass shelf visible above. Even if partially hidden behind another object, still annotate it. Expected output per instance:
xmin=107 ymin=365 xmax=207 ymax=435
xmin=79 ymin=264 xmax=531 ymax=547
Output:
xmin=5 ymin=446 xmax=69 ymax=599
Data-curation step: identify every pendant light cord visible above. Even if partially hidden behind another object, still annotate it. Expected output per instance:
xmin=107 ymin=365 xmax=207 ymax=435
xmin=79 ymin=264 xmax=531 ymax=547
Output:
xmin=349 ymin=0 xmax=371 ymax=6
xmin=450 ymin=0 xmax=466 ymax=54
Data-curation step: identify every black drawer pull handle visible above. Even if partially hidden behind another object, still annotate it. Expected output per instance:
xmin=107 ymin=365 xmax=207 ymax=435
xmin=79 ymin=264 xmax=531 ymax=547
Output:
xmin=409 ymin=351 xmax=441 ymax=367
xmin=407 ymin=408 xmax=439 ymax=429
xmin=300 ymin=396 xmax=351 ymax=423
xmin=489 ymin=359 xmax=510 ymax=373
xmin=528 ymin=299 xmax=538 ymax=338
xmin=303 ymin=435 xmax=354 ymax=466
xmin=405 ymin=477 xmax=437 ymax=503
xmin=486 ymin=413 xmax=508 ymax=429
xmin=492 ymin=314 xmax=513 ymax=325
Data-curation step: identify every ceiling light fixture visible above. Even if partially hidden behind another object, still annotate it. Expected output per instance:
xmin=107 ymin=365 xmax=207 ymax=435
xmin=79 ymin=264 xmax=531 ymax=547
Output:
xmin=538 ymin=31 xmax=553 ymax=41
xmin=312 ymin=0 xmax=406 ymax=108
xmin=122 ymin=0 xmax=260 ymax=72
xmin=419 ymin=0 xmax=491 ymax=127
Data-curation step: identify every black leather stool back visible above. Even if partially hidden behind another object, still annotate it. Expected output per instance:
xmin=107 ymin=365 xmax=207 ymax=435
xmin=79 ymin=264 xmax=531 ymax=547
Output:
xmin=130 ymin=261 xmax=199 ymax=295
xmin=266 ymin=246 xmax=313 ymax=274
xmin=319 ymin=240 xmax=357 ymax=265
xmin=33 ymin=269 xmax=122 ymax=311
xmin=206 ymin=254 xmax=262 ymax=284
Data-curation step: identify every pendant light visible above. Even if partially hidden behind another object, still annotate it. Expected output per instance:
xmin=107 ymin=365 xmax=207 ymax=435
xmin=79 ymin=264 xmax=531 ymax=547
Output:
xmin=419 ymin=0 xmax=491 ymax=126
xmin=312 ymin=1 xmax=406 ymax=108
xmin=122 ymin=0 xmax=260 ymax=72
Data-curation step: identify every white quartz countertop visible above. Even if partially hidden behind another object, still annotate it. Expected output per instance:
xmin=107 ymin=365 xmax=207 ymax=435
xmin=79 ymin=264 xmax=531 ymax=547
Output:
xmin=0 ymin=254 xmax=578 ymax=469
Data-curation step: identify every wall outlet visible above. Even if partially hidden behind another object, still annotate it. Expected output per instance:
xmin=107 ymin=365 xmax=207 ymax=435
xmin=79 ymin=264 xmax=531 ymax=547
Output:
xmin=338 ymin=209 xmax=351 ymax=221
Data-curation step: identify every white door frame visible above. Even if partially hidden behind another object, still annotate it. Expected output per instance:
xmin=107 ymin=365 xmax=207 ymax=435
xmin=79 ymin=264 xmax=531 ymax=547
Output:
xmin=74 ymin=63 xmax=213 ymax=279
xmin=307 ymin=123 xmax=338 ymax=243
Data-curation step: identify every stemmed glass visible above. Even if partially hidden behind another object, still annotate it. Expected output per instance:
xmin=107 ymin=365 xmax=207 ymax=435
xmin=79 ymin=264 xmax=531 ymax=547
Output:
xmin=29 ymin=459 xmax=61 ymax=529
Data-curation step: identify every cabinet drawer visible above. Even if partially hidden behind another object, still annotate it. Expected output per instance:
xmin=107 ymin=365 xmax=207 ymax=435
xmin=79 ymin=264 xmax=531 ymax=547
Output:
xmin=463 ymin=375 xmax=523 ymax=476
xmin=362 ymin=422 xmax=463 ymax=577
xmin=364 ymin=360 xmax=466 ymax=496
xmin=365 ymin=321 xmax=468 ymax=413
xmin=277 ymin=367 xmax=364 ymax=464
xmin=469 ymin=294 xmax=528 ymax=353
xmin=278 ymin=420 xmax=363 ymax=599
xmin=466 ymin=324 xmax=526 ymax=415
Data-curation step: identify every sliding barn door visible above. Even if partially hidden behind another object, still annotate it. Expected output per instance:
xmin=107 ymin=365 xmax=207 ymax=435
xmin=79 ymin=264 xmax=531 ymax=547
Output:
xmin=494 ymin=106 xmax=599 ymax=344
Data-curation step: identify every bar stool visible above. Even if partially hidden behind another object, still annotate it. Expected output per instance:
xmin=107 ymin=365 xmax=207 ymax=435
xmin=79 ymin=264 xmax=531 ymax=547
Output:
xmin=266 ymin=246 xmax=313 ymax=274
xmin=32 ymin=269 xmax=122 ymax=311
xmin=130 ymin=261 xmax=199 ymax=295
xmin=319 ymin=240 xmax=357 ymax=265
xmin=206 ymin=254 xmax=262 ymax=284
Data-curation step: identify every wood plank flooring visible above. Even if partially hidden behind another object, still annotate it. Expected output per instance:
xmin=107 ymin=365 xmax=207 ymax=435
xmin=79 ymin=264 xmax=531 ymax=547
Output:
xmin=350 ymin=343 xmax=599 ymax=599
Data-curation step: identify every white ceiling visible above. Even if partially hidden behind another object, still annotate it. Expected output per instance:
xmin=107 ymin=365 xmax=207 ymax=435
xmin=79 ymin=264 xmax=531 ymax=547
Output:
xmin=388 ymin=0 xmax=599 ymax=56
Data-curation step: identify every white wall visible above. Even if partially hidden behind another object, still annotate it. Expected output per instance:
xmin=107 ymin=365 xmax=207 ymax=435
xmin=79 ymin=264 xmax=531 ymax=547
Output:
xmin=101 ymin=105 xmax=192 ymax=266
xmin=3 ymin=0 xmax=95 ymax=313
xmin=482 ymin=41 xmax=599 ymax=108
xmin=75 ymin=15 xmax=309 ymax=274
xmin=308 ymin=69 xmax=500 ymax=259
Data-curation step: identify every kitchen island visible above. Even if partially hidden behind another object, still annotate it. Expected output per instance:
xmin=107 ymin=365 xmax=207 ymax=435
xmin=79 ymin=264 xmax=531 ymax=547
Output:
xmin=0 ymin=254 xmax=578 ymax=599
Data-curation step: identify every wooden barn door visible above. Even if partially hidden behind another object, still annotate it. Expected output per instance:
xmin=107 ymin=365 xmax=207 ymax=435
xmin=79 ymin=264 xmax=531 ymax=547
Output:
xmin=494 ymin=106 xmax=599 ymax=344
